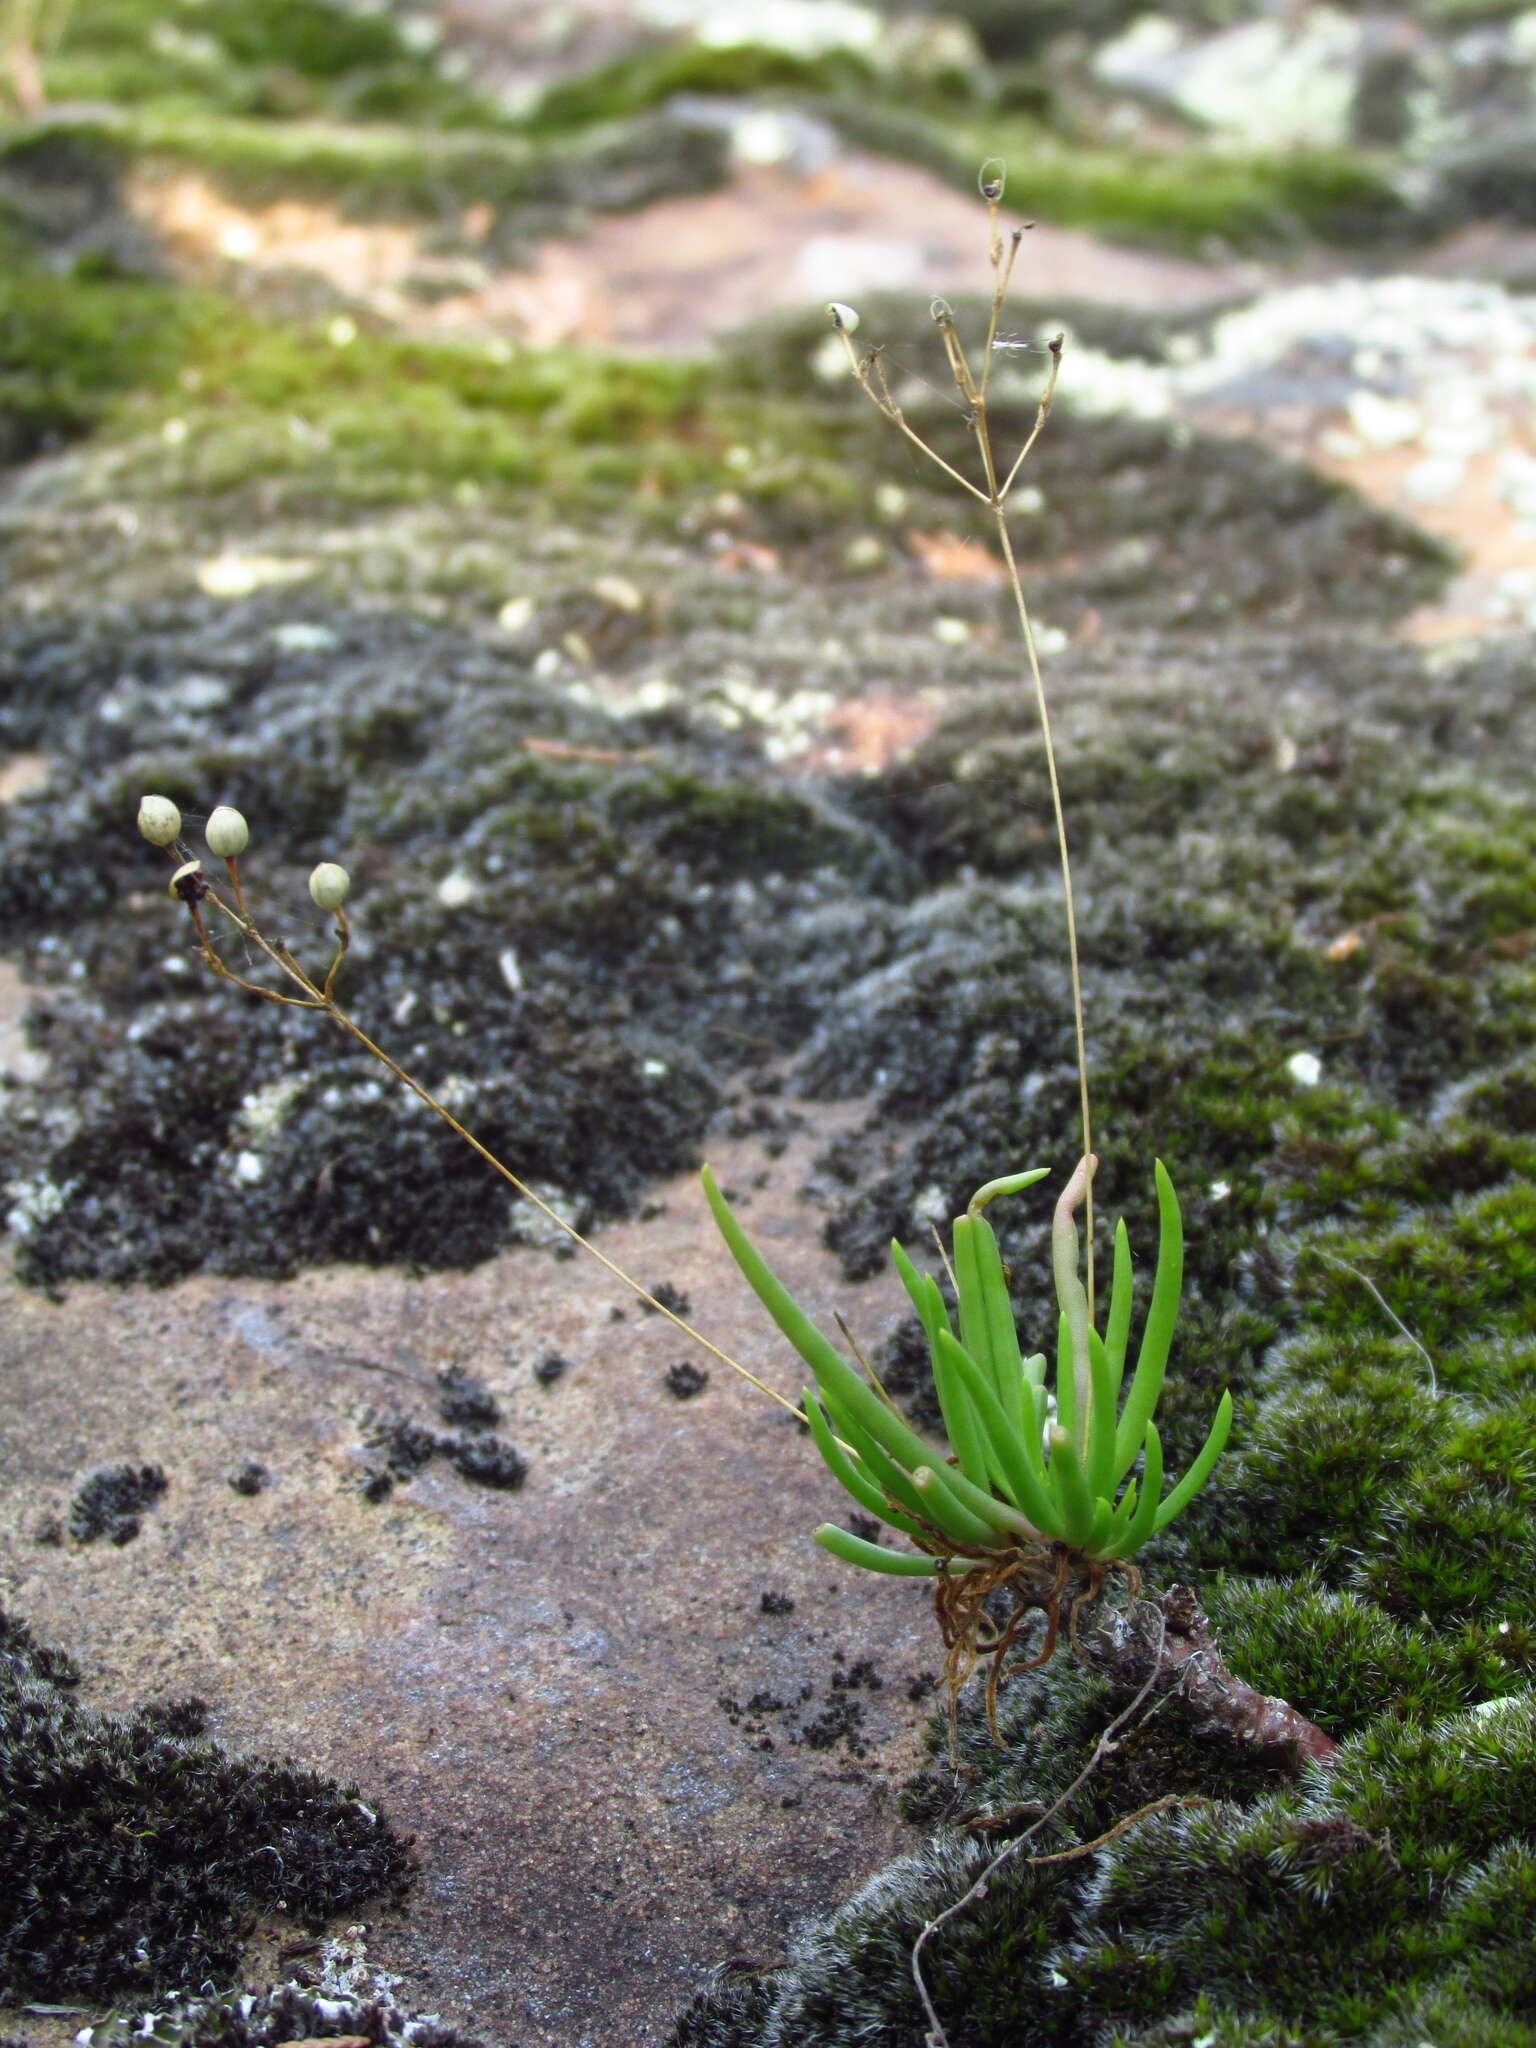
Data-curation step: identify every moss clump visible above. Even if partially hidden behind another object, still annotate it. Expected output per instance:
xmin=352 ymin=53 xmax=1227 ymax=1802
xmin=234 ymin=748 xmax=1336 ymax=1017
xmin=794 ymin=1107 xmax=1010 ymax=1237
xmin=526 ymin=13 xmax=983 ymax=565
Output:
xmin=106 ymin=102 xmax=727 ymax=220
xmin=100 ymin=304 xmax=720 ymax=516
xmin=522 ymin=39 xmax=877 ymax=136
xmin=0 ymin=1606 xmax=412 ymax=2004
xmin=36 ymin=0 xmax=502 ymax=129
xmin=669 ymin=1687 xmax=1536 ymax=2046
xmin=15 ymin=277 xmax=853 ymax=531
xmin=832 ymin=102 xmax=1410 ymax=254
xmin=68 ymin=1460 xmax=168 ymax=1544
xmin=0 ymin=250 xmax=191 ymax=463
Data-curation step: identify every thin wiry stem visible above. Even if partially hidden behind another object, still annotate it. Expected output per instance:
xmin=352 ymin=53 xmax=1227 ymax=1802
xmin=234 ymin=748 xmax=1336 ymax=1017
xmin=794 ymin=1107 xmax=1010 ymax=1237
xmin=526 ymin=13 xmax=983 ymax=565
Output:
xmin=999 ymin=332 xmax=1063 ymax=502
xmin=1315 ymin=1249 xmax=1438 ymax=1398
xmin=989 ymin=499 xmax=1094 ymax=1317
xmin=858 ymin=281 xmax=1092 ymax=1311
xmin=835 ymin=324 xmax=991 ymax=505
xmin=951 ymin=316 xmax=1094 ymax=1315
xmin=174 ymin=861 xmax=802 ymax=1421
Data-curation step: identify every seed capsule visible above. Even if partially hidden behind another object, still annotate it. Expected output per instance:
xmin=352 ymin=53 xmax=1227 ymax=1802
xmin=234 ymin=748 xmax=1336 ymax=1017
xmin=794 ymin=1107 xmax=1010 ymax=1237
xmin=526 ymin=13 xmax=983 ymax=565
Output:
xmin=205 ymin=806 xmax=249 ymax=858
xmin=137 ymin=795 xmax=182 ymax=846
xmin=308 ymin=862 xmax=351 ymax=910
xmin=825 ymin=302 xmax=860 ymax=334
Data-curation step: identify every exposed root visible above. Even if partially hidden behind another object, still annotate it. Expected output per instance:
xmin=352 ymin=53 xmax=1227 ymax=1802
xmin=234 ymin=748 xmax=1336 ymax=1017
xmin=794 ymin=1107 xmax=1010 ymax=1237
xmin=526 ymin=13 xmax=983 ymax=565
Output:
xmin=933 ymin=1541 xmax=1137 ymax=1744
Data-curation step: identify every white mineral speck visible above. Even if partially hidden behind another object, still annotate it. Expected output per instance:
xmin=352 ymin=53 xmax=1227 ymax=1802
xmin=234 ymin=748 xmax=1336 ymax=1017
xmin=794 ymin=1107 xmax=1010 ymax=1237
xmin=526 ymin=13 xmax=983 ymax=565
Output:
xmin=436 ymin=870 xmax=479 ymax=909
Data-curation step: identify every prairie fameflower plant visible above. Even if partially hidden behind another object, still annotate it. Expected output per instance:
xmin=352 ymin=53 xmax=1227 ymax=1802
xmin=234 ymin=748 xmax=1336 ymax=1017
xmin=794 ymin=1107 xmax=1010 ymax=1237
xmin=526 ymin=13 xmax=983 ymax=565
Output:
xmin=703 ymin=162 xmax=1232 ymax=1710
xmin=134 ymin=163 xmax=1234 ymax=1728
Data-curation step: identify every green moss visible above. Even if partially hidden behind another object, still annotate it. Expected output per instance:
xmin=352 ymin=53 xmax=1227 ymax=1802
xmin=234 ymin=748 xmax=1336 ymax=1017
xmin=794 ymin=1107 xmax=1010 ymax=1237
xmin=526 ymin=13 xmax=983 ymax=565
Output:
xmin=1203 ymin=1579 xmax=1520 ymax=1736
xmin=523 ymin=39 xmax=877 ymax=136
xmin=57 ymin=295 xmax=736 ymax=515
xmin=1292 ymin=1182 xmax=1536 ymax=1356
xmin=40 ymin=0 xmax=502 ymax=128
xmin=1373 ymin=1984 xmax=1536 ymax=2048
xmin=833 ymin=99 xmax=1410 ymax=253
xmin=996 ymin=134 xmax=1406 ymax=251
xmin=0 ymin=252 xmax=192 ymax=460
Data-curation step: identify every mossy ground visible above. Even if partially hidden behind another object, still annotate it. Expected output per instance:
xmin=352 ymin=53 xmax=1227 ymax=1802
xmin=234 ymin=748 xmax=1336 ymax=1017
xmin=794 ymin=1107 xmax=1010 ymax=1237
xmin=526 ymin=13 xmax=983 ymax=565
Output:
xmin=2 ymin=7 xmax=1535 ymax=2039
xmin=660 ymin=639 xmax=1536 ymax=2044
xmin=0 ymin=1608 xmax=413 ymax=2005
xmin=3 ymin=0 xmax=1434 ymax=258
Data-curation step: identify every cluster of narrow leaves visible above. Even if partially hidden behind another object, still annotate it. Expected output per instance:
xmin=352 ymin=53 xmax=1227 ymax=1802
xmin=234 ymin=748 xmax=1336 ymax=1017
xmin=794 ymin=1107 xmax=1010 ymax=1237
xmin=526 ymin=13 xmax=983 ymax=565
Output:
xmin=704 ymin=1159 xmax=1232 ymax=1576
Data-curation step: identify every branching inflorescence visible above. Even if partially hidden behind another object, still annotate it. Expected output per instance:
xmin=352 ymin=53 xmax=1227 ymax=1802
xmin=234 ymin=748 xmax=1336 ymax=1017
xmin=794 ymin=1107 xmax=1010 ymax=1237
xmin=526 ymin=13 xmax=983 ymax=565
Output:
xmin=702 ymin=162 xmax=1233 ymax=1715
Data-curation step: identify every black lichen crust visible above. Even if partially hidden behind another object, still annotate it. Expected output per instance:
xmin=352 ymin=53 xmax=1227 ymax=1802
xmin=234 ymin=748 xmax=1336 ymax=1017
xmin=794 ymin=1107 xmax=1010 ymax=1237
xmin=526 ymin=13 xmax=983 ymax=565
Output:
xmin=69 ymin=1462 xmax=168 ymax=1545
xmin=361 ymin=1412 xmax=526 ymax=1496
xmin=0 ymin=1606 xmax=413 ymax=2004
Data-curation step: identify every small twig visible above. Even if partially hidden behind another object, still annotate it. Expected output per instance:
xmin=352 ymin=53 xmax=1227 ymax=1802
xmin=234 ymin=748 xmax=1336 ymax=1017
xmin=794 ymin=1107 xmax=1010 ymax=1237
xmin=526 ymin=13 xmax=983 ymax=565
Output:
xmin=521 ymin=736 xmax=657 ymax=765
xmin=1021 ymin=1792 xmax=1206 ymax=1868
xmin=1083 ymin=1584 xmax=1341 ymax=1772
xmin=1314 ymin=1249 xmax=1438 ymax=1398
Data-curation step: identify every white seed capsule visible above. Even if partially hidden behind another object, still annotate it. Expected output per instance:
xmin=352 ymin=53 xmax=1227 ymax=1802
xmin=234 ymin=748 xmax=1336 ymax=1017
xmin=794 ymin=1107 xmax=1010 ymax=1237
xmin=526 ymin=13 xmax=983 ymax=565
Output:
xmin=137 ymin=794 xmax=182 ymax=846
xmin=825 ymin=301 xmax=860 ymax=334
xmin=205 ymin=806 xmax=249 ymax=858
xmin=308 ymin=861 xmax=351 ymax=910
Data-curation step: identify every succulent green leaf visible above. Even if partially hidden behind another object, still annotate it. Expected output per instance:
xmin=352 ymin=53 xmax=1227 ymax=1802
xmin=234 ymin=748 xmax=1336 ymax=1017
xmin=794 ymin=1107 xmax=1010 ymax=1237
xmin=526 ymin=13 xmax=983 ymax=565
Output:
xmin=966 ymin=1166 xmax=1049 ymax=1214
xmin=1051 ymin=1156 xmax=1096 ymax=1446
xmin=1105 ymin=1476 xmax=1138 ymax=1546
xmin=1112 ymin=1422 xmax=1163 ymax=1557
xmin=813 ymin=1524 xmax=960 ymax=1576
xmin=1045 ymin=1428 xmax=1098 ymax=1548
xmin=891 ymin=1240 xmax=953 ymax=1351
xmin=1112 ymin=1158 xmax=1184 ymax=1481
xmin=702 ymin=1166 xmax=944 ymax=1479
xmin=817 ymin=1384 xmax=985 ymax=1544
xmin=1054 ymin=1309 xmax=1076 ymax=1446
xmin=927 ymin=1326 xmax=997 ymax=1495
xmin=971 ymin=1211 xmax=1027 ymax=1439
xmin=1153 ymin=1388 xmax=1233 ymax=1532
xmin=919 ymin=1455 xmax=1038 ymax=1540
xmin=819 ymin=1383 xmax=1032 ymax=1545
xmin=1085 ymin=1325 xmax=1118 ymax=1499
xmin=1104 ymin=1217 xmax=1133 ymax=1396
xmin=935 ymin=1329 xmax=1058 ymax=1537
xmin=950 ymin=1214 xmax=996 ymax=1395
xmin=803 ymin=1392 xmax=929 ymax=1541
